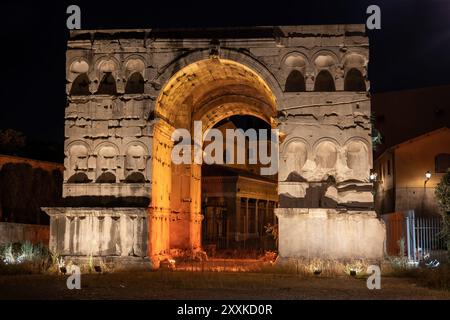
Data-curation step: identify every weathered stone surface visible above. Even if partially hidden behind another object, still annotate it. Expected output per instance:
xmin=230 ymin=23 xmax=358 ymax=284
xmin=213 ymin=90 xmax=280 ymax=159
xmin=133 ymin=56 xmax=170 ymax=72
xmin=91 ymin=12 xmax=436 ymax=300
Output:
xmin=45 ymin=25 xmax=385 ymax=268
xmin=43 ymin=207 xmax=148 ymax=257
xmin=275 ymin=208 xmax=386 ymax=260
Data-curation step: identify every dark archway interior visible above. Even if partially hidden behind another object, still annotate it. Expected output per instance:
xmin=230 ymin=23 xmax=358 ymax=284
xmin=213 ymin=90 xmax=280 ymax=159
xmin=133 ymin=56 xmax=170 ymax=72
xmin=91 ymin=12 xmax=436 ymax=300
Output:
xmin=314 ymin=70 xmax=335 ymax=91
xmin=344 ymin=68 xmax=366 ymax=91
xmin=285 ymin=70 xmax=306 ymax=92
xmin=70 ymin=73 xmax=90 ymax=95
xmin=96 ymin=73 xmax=117 ymax=95
xmin=67 ymin=172 xmax=90 ymax=183
xmin=96 ymin=172 xmax=116 ymax=183
xmin=201 ymin=115 xmax=278 ymax=257
xmin=125 ymin=72 xmax=145 ymax=94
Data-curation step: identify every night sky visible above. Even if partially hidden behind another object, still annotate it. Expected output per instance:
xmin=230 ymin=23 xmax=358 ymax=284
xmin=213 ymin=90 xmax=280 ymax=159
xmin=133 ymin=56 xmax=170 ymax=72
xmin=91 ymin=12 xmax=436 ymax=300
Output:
xmin=0 ymin=0 xmax=449 ymax=154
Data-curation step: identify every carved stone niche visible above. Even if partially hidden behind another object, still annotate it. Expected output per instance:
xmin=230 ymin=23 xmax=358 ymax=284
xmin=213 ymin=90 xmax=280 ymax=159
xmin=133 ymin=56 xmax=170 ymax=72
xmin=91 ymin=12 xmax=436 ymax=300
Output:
xmin=345 ymin=140 xmax=369 ymax=180
xmin=67 ymin=143 xmax=90 ymax=183
xmin=96 ymin=144 xmax=118 ymax=183
xmin=315 ymin=141 xmax=337 ymax=170
xmin=125 ymin=144 xmax=147 ymax=183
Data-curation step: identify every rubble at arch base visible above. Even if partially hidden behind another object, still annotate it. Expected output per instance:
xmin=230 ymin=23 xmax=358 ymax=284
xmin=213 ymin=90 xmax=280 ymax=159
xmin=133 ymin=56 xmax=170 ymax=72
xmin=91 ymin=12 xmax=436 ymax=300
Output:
xmin=43 ymin=24 xmax=386 ymax=269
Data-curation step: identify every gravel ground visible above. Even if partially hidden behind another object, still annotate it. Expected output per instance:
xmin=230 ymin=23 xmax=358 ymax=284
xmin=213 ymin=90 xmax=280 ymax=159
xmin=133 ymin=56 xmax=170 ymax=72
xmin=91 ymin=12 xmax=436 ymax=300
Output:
xmin=0 ymin=271 xmax=449 ymax=300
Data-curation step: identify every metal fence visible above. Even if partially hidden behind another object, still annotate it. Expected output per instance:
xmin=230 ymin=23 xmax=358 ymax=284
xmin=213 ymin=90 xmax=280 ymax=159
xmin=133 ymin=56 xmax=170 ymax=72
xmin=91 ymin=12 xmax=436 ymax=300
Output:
xmin=382 ymin=210 xmax=447 ymax=263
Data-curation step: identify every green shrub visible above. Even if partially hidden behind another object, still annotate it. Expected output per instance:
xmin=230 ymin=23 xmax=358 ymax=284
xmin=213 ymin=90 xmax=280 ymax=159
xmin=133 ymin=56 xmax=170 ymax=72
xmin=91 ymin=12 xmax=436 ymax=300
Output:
xmin=435 ymin=170 xmax=450 ymax=258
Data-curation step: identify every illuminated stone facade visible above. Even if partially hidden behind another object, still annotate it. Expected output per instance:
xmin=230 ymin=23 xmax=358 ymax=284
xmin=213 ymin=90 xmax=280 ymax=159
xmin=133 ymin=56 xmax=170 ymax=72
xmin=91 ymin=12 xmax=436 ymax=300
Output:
xmin=44 ymin=25 xmax=385 ymax=268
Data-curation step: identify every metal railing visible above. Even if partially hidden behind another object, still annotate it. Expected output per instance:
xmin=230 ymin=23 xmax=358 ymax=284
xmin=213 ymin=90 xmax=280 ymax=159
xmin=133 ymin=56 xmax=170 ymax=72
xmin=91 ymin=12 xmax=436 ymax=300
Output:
xmin=382 ymin=210 xmax=447 ymax=263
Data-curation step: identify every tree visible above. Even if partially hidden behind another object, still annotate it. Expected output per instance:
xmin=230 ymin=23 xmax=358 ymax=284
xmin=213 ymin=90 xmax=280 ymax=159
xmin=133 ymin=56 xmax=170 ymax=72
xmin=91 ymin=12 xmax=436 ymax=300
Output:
xmin=435 ymin=169 xmax=450 ymax=258
xmin=370 ymin=113 xmax=383 ymax=151
xmin=0 ymin=129 xmax=26 ymax=155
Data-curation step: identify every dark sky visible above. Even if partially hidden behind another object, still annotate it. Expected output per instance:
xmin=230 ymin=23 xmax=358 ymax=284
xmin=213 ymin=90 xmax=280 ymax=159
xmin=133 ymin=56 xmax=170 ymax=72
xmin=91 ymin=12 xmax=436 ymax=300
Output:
xmin=0 ymin=0 xmax=450 ymax=145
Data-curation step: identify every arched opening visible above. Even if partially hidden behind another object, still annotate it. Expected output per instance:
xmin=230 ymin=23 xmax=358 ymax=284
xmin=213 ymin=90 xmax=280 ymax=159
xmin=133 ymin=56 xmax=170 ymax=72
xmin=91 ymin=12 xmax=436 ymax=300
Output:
xmin=70 ymin=73 xmax=90 ymax=95
xmin=67 ymin=172 xmax=90 ymax=183
xmin=96 ymin=172 xmax=116 ymax=183
xmin=96 ymin=73 xmax=116 ymax=95
xmin=125 ymin=72 xmax=145 ymax=94
xmin=151 ymin=58 xmax=277 ymax=260
xmin=344 ymin=68 xmax=366 ymax=91
xmin=285 ymin=70 xmax=305 ymax=92
xmin=125 ymin=172 xmax=146 ymax=183
xmin=314 ymin=70 xmax=335 ymax=92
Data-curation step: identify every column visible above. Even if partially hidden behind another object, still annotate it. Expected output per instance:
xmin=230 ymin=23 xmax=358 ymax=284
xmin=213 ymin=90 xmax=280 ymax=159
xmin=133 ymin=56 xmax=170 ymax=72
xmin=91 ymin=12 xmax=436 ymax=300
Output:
xmin=272 ymin=201 xmax=276 ymax=224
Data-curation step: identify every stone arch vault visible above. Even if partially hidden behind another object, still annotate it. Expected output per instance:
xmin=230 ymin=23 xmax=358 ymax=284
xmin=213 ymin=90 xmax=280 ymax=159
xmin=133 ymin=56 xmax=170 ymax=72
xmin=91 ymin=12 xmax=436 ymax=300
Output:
xmin=150 ymin=58 xmax=277 ymax=260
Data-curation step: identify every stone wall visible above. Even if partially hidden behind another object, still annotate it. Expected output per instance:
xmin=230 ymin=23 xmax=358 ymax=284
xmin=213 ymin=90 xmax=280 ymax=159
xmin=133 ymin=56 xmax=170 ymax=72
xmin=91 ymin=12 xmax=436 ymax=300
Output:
xmin=0 ymin=222 xmax=49 ymax=245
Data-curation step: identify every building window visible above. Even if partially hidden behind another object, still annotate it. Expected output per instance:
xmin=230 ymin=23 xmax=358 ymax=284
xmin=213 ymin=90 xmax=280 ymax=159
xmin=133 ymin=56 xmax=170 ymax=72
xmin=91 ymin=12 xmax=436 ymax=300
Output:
xmin=435 ymin=153 xmax=450 ymax=173
xmin=387 ymin=159 xmax=391 ymax=176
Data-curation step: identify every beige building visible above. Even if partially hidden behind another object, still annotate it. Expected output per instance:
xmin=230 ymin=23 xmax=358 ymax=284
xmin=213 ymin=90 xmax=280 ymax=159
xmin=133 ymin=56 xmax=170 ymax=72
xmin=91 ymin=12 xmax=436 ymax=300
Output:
xmin=374 ymin=127 xmax=450 ymax=216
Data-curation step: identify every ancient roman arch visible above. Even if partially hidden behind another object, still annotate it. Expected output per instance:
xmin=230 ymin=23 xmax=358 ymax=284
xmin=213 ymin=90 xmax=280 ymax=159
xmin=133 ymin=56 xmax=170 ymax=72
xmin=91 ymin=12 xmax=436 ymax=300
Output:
xmin=44 ymin=25 xmax=385 ymax=268
xmin=150 ymin=58 xmax=277 ymax=258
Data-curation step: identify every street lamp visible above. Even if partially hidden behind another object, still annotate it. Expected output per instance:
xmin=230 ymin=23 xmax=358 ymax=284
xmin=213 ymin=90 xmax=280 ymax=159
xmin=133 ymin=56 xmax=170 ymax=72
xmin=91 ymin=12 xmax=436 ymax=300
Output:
xmin=369 ymin=172 xmax=378 ymax=182
xmin=424 ymin=170 xmax=432 ymax=187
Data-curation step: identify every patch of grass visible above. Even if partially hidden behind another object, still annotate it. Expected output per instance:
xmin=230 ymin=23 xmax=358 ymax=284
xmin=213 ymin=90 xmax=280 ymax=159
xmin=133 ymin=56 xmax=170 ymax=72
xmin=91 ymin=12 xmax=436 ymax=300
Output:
xmin=418 ymin=265 xmax=450 ymax=291
xmin=258 ymin=258 xmax=369 ymax=278
xmin=381 ymin=257 xmax=450 ymax=292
